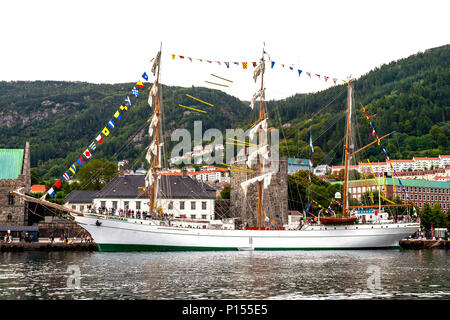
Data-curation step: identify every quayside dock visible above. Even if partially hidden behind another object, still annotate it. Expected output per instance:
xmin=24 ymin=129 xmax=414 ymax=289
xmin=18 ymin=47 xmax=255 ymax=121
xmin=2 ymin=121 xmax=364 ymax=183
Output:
xmin=399 ymin=239 xmax=449 ymax=249
xmin=0 ymin=241 xmax=98 ymax=252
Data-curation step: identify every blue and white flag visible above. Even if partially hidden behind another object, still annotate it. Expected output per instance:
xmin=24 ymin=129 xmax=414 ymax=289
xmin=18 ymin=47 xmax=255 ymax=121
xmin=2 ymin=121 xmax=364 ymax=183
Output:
xmin=142 ymin=72 xmax=148 ymax=81
xmin=309 ymin=130 xmax=314 ymax=153
xmin=107 ymin=120 xmax=115 ymax=130
xmin=125 ymin=96 xmax=131 ymax=106
xmin=48 ymin=187 xmax=55 ymax=198
xmin=131 ymin=87 xmax=139 ymax=97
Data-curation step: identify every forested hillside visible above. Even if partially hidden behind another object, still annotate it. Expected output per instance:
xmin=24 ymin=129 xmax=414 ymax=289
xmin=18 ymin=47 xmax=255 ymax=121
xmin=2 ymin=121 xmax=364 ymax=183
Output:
xmin=269 ymin=44 xmax=449 ymax=165
xmin=0 ymin=82 xmax=252 ymax=179
xmin=0 ymin=44 xmax=448 ymax=179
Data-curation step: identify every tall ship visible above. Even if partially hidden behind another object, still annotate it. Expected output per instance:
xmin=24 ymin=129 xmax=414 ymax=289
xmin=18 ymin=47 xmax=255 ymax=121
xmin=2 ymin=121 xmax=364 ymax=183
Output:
xmin=16 ymin=48 xmax=420 ymax=251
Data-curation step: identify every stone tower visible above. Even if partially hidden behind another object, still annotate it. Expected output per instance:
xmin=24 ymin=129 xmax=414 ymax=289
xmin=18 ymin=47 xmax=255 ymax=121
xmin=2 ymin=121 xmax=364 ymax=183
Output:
xmin=230 ymin=156 xmax=288 ymax=228
xmin=0 ymin=142 xmax=31 ymax=226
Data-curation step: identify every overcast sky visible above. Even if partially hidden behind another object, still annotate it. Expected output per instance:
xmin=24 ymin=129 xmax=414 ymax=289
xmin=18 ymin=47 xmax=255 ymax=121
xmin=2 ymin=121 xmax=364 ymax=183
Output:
xmin=0 ymin=0 xmax=448 ymax=100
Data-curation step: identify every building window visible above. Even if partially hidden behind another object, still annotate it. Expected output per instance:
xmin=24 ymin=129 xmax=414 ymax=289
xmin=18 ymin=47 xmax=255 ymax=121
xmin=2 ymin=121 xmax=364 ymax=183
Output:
xmin=191 ymin=215 xmax=196 ymax=219
xmin=8 ymin=194 xmax=14 ymax=205
xmin=427 ymin=195 xmax=430 ymax=201
xmin=419 ymin=195 xmax=422 ymax=200
xmin=7 ymin=214 xmax=12 ymax=221
xmin=180 ymin=201 xmax=185 ymax=210
xmin=80 ymin=205 xmax=84 ymax=211
xmin=191 ymin=201 xmax=196 ymax=210
xmin=168 ymin=201 xmax=173 ymax=210
xmin=136 ymin=201 xmax=141 ymax=210
xmin=202 ymin=202 xmax=207 ymax=210
xmin=72 ymin=205 xmax=76 ymax=210
xmin=124 ymin=201 xmax=129 ymax=210
xmin=202 ymin=214 xmax=207 ymax=219
xmin=112 ymin=201 xmax=118 ymax=209
xmin=101 ymin=201 xmax=106 ymax=208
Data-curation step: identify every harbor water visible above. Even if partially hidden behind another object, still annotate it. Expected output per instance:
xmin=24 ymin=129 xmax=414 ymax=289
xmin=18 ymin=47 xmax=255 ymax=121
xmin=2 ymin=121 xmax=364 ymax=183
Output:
xmin=0 ymin=250 xmax=448 ymax=300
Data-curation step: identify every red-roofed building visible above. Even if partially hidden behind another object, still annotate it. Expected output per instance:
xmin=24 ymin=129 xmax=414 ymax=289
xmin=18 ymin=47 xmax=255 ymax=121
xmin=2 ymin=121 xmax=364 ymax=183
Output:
xmin=31 ymin=185 xmax=46 ymax=193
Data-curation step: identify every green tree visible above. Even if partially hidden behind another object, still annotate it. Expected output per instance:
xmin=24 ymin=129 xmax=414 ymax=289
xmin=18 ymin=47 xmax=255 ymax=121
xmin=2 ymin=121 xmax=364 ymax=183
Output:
xmin=420 ymin=202 xmax=447 ymax=229
xmin=218 ymin=185 xmax=230 ymax=199
xmin=77 ymin=158 xmax=118 ymax=190
xmin=30 ymin=168 xmax=40 ymax=185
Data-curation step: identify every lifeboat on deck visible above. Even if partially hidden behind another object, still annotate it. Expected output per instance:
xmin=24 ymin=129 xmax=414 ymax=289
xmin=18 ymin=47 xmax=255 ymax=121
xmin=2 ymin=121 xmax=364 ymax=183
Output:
xmin=320 ymin=216 xmax=357 ymax=224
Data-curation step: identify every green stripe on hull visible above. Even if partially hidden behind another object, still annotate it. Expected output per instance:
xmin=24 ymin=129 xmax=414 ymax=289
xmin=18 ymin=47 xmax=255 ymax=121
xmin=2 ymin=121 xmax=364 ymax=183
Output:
xmin=97 ymin=244 xmax=402 ymax=252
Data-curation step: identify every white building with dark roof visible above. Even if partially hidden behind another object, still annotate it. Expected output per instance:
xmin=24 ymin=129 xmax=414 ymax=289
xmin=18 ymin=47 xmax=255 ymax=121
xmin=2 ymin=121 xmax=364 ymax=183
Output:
xmin=64 ymin=190 xmax=98 ymax=213
xmin=89 ymin=172 xmax=217 ymax=221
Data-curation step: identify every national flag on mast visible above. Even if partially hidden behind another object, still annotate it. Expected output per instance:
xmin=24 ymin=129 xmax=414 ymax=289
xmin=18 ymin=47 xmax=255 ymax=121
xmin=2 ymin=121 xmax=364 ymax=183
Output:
xmin=310 ymin=130 xmax=314 ymax=153
xmin=298 ymin=69 xmax=302 ymax=76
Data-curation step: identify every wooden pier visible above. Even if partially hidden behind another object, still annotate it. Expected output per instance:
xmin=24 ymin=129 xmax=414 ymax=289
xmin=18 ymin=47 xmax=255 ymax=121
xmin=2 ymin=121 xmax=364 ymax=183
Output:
xmin=0 ymin=241 xmax=98 ymax=252
xmin=399 ymin=239 xmax=449 ymax=249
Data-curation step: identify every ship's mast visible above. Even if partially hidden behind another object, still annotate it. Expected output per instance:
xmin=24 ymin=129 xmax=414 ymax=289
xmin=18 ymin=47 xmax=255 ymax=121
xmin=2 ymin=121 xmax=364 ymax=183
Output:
xmin=149 ymin=46 xmax=162 ymax=217
xmin=256 ymin=48 xmax=265 ymax=228
xmin=342 ymin=80 xmax=352 ymax=216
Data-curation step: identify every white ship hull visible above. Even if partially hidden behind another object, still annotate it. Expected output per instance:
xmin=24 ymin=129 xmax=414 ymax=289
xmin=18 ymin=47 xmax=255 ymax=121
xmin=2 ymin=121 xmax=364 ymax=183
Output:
xmin=73 ymin=214 xmax=419 ymax=251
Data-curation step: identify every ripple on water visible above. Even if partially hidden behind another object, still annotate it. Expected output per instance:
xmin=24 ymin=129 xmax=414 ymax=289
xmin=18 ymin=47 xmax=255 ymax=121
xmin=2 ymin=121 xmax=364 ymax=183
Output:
xmin=0 ymin=250 xmax=448 ymax=299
